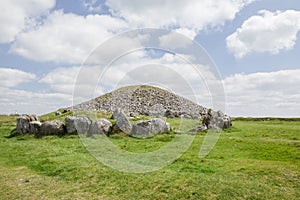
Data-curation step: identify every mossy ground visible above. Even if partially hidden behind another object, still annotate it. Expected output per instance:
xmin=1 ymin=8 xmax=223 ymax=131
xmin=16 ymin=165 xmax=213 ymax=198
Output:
xmin=0 ymin=114 xmax=299 ymax=199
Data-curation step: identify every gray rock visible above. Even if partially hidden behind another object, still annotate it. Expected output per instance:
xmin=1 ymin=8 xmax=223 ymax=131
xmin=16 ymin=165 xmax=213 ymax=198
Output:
xmin=165 ymin=110 xmax=175 ymax=118
xmin=111 ymin=108 xmax=122 ymax=119
xmin=202 ymin=110 xmax=232 ymax=129
xmin=88 ymin=119 xmax=112 ymax=136
xmin=197 ymin=124 xmax=208 ymax=131
xmin=40 ymin=120 xmax=65 ymax=136
xmin=189 ymin=124 xmax=207 ymax=133
xmin=16 ymin=116 xmax=30 ymax=134
xmin=222 ymin=116 xmax=232 ymax=129
xmin=16 ymin=115 xmax=38 ymax=134
xmin=65 ymin=115 xmax=92 ymax=134
xmin=112 ymin=109 xmax=132 ymax=133
xmin=29 ymin=115 xmax=38 ymax=121
xmin=129 ymin=112 xmax=136 ymax=118
xmin=29 ymin=121 xmax=42 ymax=134
xmin=55 ymin=111 xmax=61 ymax=116
xmin=131 ymin=118 xmax=170 ymax=138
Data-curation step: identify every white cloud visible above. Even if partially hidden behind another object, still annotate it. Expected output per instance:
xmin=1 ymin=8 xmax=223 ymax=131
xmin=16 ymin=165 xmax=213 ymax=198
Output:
xmin=86 ymin=34 xmax=149 ymax=65
xmin=39 ymin=66 xmax=80 ymax=94
xmin=0 ymin=67 xmax=36 ymax=87
xmin=0 ymin=87 xmax=72 ymax=115
xmin=39 ymin=66 xmax=105 ymax=103
xmin=224 ymin=70 xmax=300 ymax=117
xmin=226 ymin=10 xmax=300 ymax=58
xmin=36 ymin=49 xmax=215 ymax=105
xmin=83 ymin=0 xmax=103 ymax=12
xmin=0 ymin=67 xmax=73 ymax=115
xmin=10 ymin=10 xmax=128 ymax=64
xmin=7 ymin=1 xmax=257 ymax=64
xmin=175 ymin=28 xmax=197 ymax=40
xmin=0 ymin=0 xmax=55 ymax=43
xmin=106 ymin=0 xmax=255 ymax=31
xmin=159 ymin=31 xmax=193 ymax=49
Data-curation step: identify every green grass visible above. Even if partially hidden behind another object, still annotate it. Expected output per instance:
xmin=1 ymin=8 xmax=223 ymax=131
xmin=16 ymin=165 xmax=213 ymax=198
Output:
xmin=0 ymin=115 xmax=299 ymax=199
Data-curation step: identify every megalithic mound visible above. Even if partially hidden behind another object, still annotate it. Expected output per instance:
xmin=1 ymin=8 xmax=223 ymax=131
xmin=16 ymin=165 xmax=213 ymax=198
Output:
xmin=72 ymin=85 xmax=209 ymax=119
xmin=72 ymin=85 xmax=232 ymax=129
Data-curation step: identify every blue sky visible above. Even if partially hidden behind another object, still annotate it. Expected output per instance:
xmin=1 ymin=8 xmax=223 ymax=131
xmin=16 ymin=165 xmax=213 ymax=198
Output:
xmin=0 ymin=0 xmax=300 ymax=117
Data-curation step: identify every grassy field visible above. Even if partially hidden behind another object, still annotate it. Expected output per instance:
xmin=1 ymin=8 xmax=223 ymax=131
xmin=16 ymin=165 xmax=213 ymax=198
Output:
xmin=0 ymin=114 xmax=299 ymax=199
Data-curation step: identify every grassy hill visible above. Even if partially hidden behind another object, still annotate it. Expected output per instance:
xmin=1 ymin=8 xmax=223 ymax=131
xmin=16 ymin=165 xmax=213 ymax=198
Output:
xmin=0 ymin=114 xmax=299 ymax=199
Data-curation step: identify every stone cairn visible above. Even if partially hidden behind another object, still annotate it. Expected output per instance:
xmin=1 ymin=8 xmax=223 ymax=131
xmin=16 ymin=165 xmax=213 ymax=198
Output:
xmin=14 ymin=107 xmax=231 ymax=138
xmin=14 ymin=84 xmax=233 ymax=137
xmin=72 ymin=85 xmax=208 ymax=120
xmin=14 ymin=111 xmax=170 ymax=137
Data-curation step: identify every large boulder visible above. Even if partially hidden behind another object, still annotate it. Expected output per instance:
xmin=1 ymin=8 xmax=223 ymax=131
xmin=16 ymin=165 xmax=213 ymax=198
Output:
xmin=65 ymin=115 xmax=92 ymax=134
xmin=222 ymin=115 xmax=232 ymax=129
xmin=16 ymin=115 xmax=38 ymax=134
xmin=40 ymin=120 xmax=65 ymax=136
xmin=131 ymin=118 xmax=170 ymax=138
xmin=88 ymin=119 xmax=112 ymax=136
xmin=111 ymin=109 xmax=132 ymax=133
xmin=202 ymin=110 xmax=232 ymax=129
xmin=29 ymin=121 xmax=42 ymax=134
xmin=110 ymin=108 xmax=121 ymax=119
xmin=16 ymin=116 xmax=30 ymax=134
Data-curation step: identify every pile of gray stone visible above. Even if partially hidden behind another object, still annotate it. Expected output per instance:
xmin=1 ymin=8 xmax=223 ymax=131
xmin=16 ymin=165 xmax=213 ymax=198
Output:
xmin=17 ymin=115 xmax=64 ymax=136
xmin=15 ymin=109 xmax=171 ymax=137
xmin=72 ymin=85 xmax=207 ymax=120
xmin=15 ymin=108 xmax=231 ymax=137
xmin=16 ymin=114 xmax=92 ymax=136
xmin=202 ymin=109 xmax=232 ymax=130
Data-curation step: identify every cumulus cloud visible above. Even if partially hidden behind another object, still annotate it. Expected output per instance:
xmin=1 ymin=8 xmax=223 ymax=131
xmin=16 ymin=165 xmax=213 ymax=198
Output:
xmin=106 ymin=0 xmax=255 ymax=31
xmin=159 ymin=31 xmax=194 ymax=49
xmin=36 ymin=49 xmax=214 ymax=104
xmin=226 ymin=10 xmax=300 ymax=58
xmin=39 ymin=66 xmax=80 ymax=94
xmin=0 ymin=87 xmax=72 ymax=115
xmin=174 ymin=28 xmax=198 ymax=40
xmin=0 ymin=0 xmax=55 ymax=43
xmin=0 ymin=67 xmax=72 ymax=115
xmin=7 ymin=0 xmax=256 ymax=64
xmin=0 ymin=67 xmax=36 ymax=87
xmin=10 ymin=10 xmax=128 ymax=64
xmin=224 ymin=70 xmax=300 ymax=117
xmin=39 ymin=66 xmax=106 ymax=99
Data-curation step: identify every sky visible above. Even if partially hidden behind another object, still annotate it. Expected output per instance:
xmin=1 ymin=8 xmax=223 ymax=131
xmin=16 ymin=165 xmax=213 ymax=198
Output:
xmin=0 ymin=0 xmax=300 ymax=117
